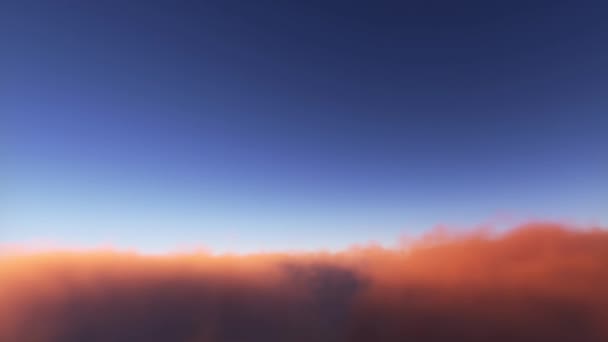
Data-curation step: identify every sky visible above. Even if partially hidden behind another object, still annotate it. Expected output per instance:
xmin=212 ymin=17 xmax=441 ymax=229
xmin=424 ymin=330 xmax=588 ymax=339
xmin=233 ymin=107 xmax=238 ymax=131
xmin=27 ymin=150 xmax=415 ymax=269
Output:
xmin=2 ymin=1 xmax=607 ymax=253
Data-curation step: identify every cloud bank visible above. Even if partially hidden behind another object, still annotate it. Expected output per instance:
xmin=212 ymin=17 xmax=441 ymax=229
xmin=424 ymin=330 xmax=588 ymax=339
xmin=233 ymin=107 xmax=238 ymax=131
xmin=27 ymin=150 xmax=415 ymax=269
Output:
xmin=2 ymin=222 xmax=608 ymax=341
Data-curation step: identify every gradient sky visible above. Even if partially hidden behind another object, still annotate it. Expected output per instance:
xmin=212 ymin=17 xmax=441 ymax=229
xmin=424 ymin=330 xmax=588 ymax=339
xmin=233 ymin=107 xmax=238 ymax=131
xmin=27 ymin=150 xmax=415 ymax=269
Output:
xmin=3 ymin=1 xmax=607 ymax=253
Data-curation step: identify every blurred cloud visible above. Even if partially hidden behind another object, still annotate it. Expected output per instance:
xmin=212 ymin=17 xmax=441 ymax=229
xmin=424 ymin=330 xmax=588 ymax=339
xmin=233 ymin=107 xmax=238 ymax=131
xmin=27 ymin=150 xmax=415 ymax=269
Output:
xmin=1 ymin=222 xmax=607 ymax=341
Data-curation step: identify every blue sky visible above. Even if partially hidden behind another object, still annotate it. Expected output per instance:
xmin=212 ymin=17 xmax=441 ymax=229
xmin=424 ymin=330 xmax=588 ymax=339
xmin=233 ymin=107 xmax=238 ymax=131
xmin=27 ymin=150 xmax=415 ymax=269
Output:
xmin=3 ymin=1 xmax=607 ymax=253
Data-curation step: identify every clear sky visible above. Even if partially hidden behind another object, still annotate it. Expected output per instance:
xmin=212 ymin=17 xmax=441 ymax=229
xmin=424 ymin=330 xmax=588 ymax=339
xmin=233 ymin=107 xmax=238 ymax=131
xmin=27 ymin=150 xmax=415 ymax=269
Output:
xmin=3 ymin=1 xmax=607 ymax=253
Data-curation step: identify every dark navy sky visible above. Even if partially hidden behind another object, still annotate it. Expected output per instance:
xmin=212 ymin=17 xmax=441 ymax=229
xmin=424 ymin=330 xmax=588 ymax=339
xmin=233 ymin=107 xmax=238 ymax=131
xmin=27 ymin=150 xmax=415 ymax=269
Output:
xmin=3 ymin=1 xmax=607 ymax=253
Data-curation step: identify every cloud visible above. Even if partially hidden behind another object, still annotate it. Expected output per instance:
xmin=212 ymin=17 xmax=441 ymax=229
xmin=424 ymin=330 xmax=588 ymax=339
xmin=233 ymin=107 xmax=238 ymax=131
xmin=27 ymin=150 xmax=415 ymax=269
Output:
xmin=1 ymin=222 xmax=607 ymax=341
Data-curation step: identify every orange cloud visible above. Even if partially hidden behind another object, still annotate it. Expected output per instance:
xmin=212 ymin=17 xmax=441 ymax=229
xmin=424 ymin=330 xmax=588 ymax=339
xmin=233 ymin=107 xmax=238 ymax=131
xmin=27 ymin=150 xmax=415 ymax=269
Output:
xmin=1 ymin=222 xmax=607 ymax=341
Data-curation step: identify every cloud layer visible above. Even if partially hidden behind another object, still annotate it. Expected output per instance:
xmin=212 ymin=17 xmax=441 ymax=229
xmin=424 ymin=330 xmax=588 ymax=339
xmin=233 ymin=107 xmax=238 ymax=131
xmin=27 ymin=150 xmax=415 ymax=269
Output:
xmin=2 ymin=222 xmax=608 ymax=341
